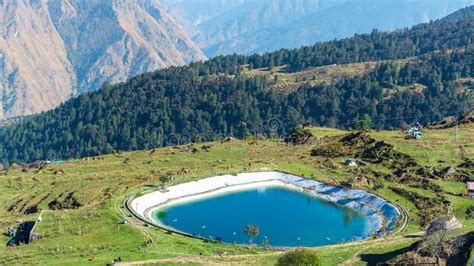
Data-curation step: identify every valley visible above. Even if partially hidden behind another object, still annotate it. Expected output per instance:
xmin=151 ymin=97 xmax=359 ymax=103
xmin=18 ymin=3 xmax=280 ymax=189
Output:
xmin=0 ymin=3 xmax=473 ymax=266
xmin=0 ymin=123 xmax=472 ymax=265
xmin=1 ymin=8 xmax=473 ymax=165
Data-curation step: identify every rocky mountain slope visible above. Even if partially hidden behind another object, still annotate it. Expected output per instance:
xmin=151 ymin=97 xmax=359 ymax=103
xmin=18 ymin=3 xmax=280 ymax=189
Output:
xmin=1 ymin=1 xmax=76 ymax=120
xmin=160 ymin=0 xmax=474 ymax=57
xmin=0 ymin=0 xmax=205 ymax=120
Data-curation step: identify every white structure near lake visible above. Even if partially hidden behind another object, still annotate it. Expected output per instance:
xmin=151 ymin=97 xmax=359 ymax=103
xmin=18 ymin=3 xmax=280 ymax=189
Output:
xmin=131 ymin=171 xmax=401 ymax=239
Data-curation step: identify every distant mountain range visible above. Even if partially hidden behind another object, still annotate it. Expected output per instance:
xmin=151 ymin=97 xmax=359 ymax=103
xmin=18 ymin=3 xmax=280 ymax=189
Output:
xmin=2 ymin=0 xmax=473 ymax=120
xmin=0 ymin=0 xmax=205 ymax=120
xmin=160 ymin=0 xmax=474 ymax=57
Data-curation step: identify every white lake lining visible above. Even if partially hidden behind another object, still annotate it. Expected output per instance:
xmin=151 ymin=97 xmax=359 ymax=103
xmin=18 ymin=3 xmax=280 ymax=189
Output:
xmin=131 ymin=171 xmax=401 ymax=239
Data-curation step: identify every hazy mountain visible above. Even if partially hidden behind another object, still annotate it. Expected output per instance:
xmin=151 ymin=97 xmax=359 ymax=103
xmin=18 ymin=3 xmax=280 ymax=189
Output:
xmin=160 ymin=0 xmax=341 ymax=56
xmin=160 ymin=0 xmax=474 ymax=57
xmin=1 ymin=1 xmax=76 ymax=120
xmin=0 ymin=0 xmax=206 ymax=120
xmin=157 ymin=0 xmax=253 ymax=37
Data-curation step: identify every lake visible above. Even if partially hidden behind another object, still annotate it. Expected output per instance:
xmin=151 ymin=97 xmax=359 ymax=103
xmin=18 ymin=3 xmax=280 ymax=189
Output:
xmin=155 ymin=186 xmax=369 ymax=247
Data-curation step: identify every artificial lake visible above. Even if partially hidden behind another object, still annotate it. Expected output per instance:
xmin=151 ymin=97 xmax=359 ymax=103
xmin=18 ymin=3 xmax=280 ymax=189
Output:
xmin=155 ymin=186 xmax=370 ymax=247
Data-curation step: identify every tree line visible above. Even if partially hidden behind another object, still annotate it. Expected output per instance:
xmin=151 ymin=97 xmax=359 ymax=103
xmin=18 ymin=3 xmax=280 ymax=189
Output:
xmin=0 ymin=48 xmax=471 ymax=165
xmin=175 ymin=6 xmax=474 ymax=76
xmin=0 ymin=8 xmax=473 ymax=165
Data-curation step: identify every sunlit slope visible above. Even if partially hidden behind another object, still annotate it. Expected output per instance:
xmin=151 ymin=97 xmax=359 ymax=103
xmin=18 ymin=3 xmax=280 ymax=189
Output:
xmin=0 ymin=124 xmax=472 ymax=265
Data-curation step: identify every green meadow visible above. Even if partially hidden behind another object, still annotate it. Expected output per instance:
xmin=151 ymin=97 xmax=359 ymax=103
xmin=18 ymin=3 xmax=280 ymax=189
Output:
xmin=0 ymin=124 xmax=472 ymax=265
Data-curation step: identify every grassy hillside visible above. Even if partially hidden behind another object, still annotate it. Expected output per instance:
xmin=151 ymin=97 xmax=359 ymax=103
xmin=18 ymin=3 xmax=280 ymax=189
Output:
xmin=0 ymin=124 xmax=472 ymax=265
xmin=242 ymin=62 xmax=379 ymax=93
xmin=243 ymin=55 xmax=473 ymax=98
xmin=2 ymin=6 xmax=474 ymax=165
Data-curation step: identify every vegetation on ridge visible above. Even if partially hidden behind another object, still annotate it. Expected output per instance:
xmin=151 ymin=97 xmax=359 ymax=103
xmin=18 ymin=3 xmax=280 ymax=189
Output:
xmin=0 ymin=46 xmax=472 ymax=165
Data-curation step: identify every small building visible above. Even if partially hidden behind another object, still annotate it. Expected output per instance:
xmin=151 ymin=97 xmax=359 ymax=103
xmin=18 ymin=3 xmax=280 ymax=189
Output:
xmin=444 ymin=166 xmax=456 ymax=176
xmin=467 ymin=182 xmax=474 ymax=197
xmin=406 ymin=124 xmax=423 ymax=140
xmin=345 ymin=158 xmax=358 ymax=167
xmin=412 ymin=130 xmax=422 ymax=140
xmin=406 ymin=127 xmax=419 ymax=134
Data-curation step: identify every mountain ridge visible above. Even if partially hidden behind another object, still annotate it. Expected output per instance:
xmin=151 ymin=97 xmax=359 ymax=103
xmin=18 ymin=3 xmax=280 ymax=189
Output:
xmin=161 ymin=0 xmax=474 ymax=57
xmin=0 ymin=6 xmax=472 ymax=165
xmin=0 ymin=0 xmax=206 ymax=120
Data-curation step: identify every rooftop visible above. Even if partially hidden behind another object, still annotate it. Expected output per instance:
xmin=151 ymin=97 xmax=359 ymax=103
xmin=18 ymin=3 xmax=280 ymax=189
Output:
xmin=467 ymin=182 xmax=474 ymax=190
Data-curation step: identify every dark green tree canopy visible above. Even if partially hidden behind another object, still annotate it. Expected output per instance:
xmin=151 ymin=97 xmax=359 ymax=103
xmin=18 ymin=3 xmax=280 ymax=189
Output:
xmin=0 ymin=8 xmax=473 ymax=165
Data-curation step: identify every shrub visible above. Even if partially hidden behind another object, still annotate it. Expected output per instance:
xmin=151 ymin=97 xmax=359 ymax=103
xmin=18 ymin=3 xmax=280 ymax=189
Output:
xmin=373 ymin=179 xmax=385 ymax=190
xmin=347 ymin=176 xmax=357 ymax=184
xmin=466 ymin=206 xmax=474 ymax=220
xmin=276 ymin=249 xmax=321 ymax=266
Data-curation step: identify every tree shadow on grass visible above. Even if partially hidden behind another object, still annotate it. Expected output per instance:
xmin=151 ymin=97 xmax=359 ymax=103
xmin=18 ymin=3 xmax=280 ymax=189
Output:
xmin=359 ymin=244 xmax=414 ymax=266
xmin=403 ymin=234 xmax=422 ymax=238
xmin=447 ymin=232 xmax=474 ymax=266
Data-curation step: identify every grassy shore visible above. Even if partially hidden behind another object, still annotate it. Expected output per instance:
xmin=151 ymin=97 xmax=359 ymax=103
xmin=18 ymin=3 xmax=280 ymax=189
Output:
xmin=0 ymin=125 xmax=472 ymax=265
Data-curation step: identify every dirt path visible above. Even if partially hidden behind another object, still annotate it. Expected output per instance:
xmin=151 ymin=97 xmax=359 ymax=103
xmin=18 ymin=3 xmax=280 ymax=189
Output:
xmin=114 ymin=196 xmax=158 ymax=248
xmin=116 ymin=256 xmax=227 ymax=265
xmin=116 ymin=252 xmax=283 ymax=266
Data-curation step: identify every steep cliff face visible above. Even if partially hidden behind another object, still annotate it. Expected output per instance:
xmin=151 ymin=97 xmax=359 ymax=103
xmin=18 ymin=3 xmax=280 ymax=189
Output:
xmin=0 ymin=1 xmax=76 ymax=119
xmin=0 ymin=0 xmax=206 ymax=119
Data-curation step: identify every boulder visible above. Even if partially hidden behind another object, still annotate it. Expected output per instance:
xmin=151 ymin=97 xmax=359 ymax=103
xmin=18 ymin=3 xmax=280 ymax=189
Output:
xmin=356 ymin=176 xmax=370 ymax=186
xmin=444 ymin=166 xmax=456 ymax=175
xmin=427 ymin=215 xmax=462 ymax=235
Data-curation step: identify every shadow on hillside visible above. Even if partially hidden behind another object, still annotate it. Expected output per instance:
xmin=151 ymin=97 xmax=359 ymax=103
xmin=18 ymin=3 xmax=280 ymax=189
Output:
xmin=403 ymin=234 xmax=422 ymax=238
xmin=359 ymin=245 xmax=413 ymax=266
xmin=361 ymin=232 xmax=474 ymax=266
xmin=6 ymin=221 xmax=36 ymax=246
xmin=448 ymin=232 xmax=474 ymax=266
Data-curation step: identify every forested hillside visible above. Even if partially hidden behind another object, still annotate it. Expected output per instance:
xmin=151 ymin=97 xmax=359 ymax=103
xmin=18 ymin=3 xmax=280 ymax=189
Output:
xmin=196 ymin=5 xmax=474 ymax=73
xmin=0 ymin=7 xmax=473 ymax=165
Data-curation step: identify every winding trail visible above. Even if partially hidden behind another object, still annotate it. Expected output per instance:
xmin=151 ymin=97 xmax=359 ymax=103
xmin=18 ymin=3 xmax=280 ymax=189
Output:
xmin=114 ymin=195 xmax=158 ymax=250
xmin=116 ymin=256 xmax=227 ymax=265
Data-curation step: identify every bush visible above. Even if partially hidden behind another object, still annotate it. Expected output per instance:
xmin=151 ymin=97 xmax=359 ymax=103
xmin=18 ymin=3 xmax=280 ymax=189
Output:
xmin=373 ymin=179 xmax=385 ymax=190
xmin=276 ymin=249 xmax=321 ymax=266
xmin=466 ymin=206 xmax=474 ymax=220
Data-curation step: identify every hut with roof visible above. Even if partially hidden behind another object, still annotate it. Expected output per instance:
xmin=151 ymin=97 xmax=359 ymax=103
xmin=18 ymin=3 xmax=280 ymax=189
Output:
xmin=467 ymin=182 xmax=474 ymax=197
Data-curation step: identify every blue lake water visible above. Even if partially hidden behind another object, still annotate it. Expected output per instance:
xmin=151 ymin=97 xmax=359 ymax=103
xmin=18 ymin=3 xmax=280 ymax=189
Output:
xmin=155 ymin=186 xmax=369 ymax=247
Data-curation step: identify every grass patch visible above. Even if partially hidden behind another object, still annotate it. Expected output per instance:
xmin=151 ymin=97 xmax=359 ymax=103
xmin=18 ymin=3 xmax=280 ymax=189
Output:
xmin=0 ymin=125 xmax=472 ymax=265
